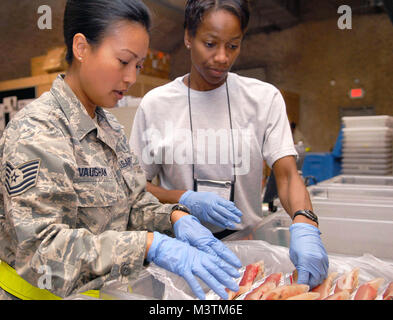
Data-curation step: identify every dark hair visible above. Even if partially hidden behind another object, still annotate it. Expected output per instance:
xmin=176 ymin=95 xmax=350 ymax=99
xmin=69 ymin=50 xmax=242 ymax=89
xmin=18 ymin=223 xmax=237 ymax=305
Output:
xmin=64 ymin=0 xmax=151 ymax=64
xmin=184 ymin=0 xmax=250 ymax=37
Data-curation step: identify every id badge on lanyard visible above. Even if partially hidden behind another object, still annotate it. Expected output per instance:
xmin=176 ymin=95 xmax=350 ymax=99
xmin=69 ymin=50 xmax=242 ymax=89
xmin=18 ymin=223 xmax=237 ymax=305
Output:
xmin=194 ymin=179 xmax=235 ymax=202
xmin=188 ymin=77 xmax=236 ymax=203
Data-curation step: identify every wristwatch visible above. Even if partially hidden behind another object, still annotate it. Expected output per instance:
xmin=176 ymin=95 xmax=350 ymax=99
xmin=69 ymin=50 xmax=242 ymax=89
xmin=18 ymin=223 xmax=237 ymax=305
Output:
xmin=171 ymin=204 xmax=191 ymax=214
xmin=293 ymin=209 xmax=319 ymax=226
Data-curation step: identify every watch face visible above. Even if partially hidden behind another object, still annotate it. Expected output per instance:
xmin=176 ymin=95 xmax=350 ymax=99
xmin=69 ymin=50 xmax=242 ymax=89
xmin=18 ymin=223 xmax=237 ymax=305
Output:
xmin=294 ymin=210 xmax=318 ymax=225
xmin=173 ymin=204 xmax=190 ymax=214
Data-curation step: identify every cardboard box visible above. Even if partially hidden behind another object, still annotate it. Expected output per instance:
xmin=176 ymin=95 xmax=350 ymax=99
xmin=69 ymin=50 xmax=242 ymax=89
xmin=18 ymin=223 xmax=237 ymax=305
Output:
xmin=31 ymin=55 xmax=48 ymax=76
xmin=42 ymin=46 xmax=67 ymax=73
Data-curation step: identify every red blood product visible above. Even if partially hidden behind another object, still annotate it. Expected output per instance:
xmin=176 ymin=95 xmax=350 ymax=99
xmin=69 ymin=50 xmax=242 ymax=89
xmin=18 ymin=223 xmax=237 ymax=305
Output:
xmin=226 ymin=260 xmax=264 ymax=300
xmin=244 ymin=273 xmax=282 ymax=300
xmin=261 ymin=284 xmax=309 ymax=300
xmin=312 ymin=272 xmax=338 ymax=300
xmin=354 ymin=278 xmax=384 ymax=300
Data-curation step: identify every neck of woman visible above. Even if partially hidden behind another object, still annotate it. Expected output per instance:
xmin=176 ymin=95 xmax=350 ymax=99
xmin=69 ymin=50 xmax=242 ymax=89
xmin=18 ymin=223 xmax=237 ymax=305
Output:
xmin=64 ymin=67 xmax=96 ymax=118
xmin=186 ymin=66 xmax=227 ymax=91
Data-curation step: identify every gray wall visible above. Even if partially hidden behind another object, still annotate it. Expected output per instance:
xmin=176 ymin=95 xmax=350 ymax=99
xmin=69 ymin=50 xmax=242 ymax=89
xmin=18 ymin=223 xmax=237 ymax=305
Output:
xmin=1 ymin=1 xmax=392 ymax=152
xmin=170 ymin=14 xmax=393 ymax=152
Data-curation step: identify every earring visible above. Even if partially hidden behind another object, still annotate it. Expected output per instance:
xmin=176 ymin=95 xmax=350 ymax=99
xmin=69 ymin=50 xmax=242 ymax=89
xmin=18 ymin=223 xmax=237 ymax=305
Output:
xmin=78 ymin=57 xmax=83 ymax=61
xmin=186 ymin=45 xmax=191 ymax=50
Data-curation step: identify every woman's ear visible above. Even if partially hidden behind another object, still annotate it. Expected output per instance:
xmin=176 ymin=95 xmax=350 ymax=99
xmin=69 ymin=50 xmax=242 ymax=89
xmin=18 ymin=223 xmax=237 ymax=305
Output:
xmin=184 ymin=30 xmax=191 ymax=50
xmin=72 ymin=33 xmax=89 ymax=62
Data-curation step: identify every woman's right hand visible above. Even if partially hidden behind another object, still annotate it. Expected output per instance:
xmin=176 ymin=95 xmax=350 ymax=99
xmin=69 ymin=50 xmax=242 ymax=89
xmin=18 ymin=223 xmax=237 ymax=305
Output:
xmin=179 ymin=190 xmax=242 ymax=229
xmin=146 ymin=231 xmax=240 ymax=300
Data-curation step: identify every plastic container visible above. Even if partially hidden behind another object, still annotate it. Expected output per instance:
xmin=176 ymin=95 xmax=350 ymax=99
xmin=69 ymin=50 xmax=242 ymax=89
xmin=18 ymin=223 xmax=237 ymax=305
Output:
xmin=319 ymin=174 xmax=393 ymax=186
xmin=308 ymin=184 xmax=393 ymax=202
xmin=342 ymin=115 xmax=393 ymax=128
xmin=248 ymin=211 xmax=393 ymax=261
xmin=342 ymin=167 xmax=392 ymax=175
xmin=343 ymin=137 xmax=392 ymax=144
xmin=342 ymin=146 xmax=392 ymax=153
xmin=301 ymin=153 xmax=341 ymax=184
xmin=342 ymin=152 xmax=392 ymax=159
xmin=342 ymin=158 xmax=392 ymax=164
xmin=343 ymin=127 xmax=393 ymax=137
xmin=343 ymin=141 xmax=392 ymax=149
xmin=310 ymin=200 xmax=393 ymax=220
xmin=342 ymin=162 xmax=392 ymax=170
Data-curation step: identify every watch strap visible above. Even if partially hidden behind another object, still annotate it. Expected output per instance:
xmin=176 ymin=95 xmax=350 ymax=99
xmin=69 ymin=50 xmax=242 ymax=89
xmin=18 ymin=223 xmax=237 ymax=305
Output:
xmin=293 ymin=209 xmax=319 ymax=226
xmin=171 ymin=204 xmax=191 ymax=214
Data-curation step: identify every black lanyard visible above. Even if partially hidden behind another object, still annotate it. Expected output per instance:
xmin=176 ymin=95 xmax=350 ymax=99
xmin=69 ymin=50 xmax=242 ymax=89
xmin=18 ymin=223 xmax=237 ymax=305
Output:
xmin=187 ymin=75 xmax=237 ymax=184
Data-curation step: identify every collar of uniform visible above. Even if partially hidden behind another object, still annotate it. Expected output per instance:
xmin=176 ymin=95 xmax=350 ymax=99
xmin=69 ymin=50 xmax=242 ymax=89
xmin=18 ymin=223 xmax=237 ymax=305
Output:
xmin=50 ymin=74 xmax=97 ymax=141
xmin=95 ymin=106 xmax=122 ymax=133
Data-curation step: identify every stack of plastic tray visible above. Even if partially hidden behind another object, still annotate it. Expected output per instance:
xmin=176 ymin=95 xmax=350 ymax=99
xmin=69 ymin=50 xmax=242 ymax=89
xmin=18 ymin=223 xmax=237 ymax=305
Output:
xmin=247 ymin=208 xmax=393 ymax=261
xmin=341 ymin=115 xmax=393 ymax=175
xmin=319 ymin=174 xmax=393 ymax=186
xmin=307 ymin=184 xmax=393 ymax=203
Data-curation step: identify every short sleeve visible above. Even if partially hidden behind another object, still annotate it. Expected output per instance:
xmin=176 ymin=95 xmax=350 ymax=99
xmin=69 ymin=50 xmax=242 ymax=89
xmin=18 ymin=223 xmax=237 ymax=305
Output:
xmin=262 ymin=90 xmax=298 ymax=168
xmin=129 ymin=104 xmax=161 ymax=181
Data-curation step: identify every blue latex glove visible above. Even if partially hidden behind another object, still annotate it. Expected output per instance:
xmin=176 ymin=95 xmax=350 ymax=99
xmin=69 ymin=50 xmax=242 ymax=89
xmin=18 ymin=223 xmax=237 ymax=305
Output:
xmin=179 ymin=190 xmax=242 ymax=229
xmin=174 ymin=215 xmax=242 ymax=269
xmin=289 ymin=223 xmax=329 ymax=289
xmin=147 ymin=231 xmax=240 ymax=300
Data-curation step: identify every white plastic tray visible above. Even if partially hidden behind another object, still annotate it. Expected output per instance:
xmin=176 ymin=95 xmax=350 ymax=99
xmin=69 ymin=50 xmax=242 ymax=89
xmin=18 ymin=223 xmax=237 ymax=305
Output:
xmin=342 ymin=158 xmax=392 ymax=164
xmin=343 ymin=146 xmax=392 ymax=153
xmin=342 ymin=152 xmax=392 ymax=159
xmin=308 ymin=184 xmax=393 ymax=202
xmin=343 ymin=126 xmax=393 ymax=133
xmin=319 ymin=174 xmax=393 ymax=186
xmin=342 ymin=162 xmax=392 ymax=170
xmin=310 ymin=200 xmax=393 ymax=220
xmin=342 ymin=115 xmax=393 ymax=128
xmin=249 ymin=211 xmax=393 ymax=261
xmin=343 ymin=141 xmax=392 ymax=148
xmin=342 ymin=168 xmax=392 ymax=175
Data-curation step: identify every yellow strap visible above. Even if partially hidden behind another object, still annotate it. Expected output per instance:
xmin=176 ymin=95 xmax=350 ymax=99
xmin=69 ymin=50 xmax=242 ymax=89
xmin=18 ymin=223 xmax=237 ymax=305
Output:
xmin=79 ymin=290 xmax=100 ymax=299
xmin=0 ymin=260 xmax=99 ymax=300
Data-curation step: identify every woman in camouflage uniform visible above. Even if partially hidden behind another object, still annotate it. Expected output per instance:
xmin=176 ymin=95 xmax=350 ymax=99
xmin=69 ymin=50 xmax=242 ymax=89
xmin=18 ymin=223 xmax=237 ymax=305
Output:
xmin=0 ymin=0 xmax=241 ymax=300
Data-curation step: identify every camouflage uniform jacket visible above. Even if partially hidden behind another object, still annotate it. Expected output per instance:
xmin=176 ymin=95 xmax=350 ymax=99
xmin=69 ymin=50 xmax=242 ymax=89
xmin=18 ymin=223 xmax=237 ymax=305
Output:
xmin=0 ymin=75 xmax=175 ymax=298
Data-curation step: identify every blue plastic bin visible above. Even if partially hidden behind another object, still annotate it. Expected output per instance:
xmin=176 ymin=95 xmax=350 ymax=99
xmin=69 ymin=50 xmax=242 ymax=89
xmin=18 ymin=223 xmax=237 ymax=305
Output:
xmin=302 ymin=153 xmax=341 ymax=185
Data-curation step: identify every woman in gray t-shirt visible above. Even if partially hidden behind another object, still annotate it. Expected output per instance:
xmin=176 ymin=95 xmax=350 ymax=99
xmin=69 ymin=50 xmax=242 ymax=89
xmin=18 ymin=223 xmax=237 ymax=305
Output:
xmin=130 ymin=0 xmax=328 ymax=290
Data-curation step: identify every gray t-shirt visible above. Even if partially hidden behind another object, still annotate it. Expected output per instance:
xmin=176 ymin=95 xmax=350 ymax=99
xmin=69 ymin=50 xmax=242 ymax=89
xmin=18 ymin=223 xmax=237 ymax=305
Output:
xmin=130 ymin=73 xmax=297 ymax=233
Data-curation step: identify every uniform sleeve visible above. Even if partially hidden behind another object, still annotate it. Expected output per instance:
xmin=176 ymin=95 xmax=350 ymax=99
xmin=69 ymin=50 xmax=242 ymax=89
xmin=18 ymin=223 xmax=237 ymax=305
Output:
xmin=262 ymin=90 xmax=298 ymax=168
xmin=129 ymin=103 xmax=161 ymax=181
xmin=1 ymin=114 xmax=149 ymax=298
xmin=120 ymin=147 xmax=175 ymax=235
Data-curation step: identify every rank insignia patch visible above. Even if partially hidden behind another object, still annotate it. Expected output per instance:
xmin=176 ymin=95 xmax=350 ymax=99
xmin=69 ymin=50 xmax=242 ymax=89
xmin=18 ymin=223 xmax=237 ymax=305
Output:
xmin=5 ymin=159 xmax=41 ymax=197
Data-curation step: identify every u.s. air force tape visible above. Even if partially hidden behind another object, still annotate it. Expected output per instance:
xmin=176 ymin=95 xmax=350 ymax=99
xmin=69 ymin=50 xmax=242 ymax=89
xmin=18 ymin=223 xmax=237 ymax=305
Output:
xmin=5 ymin=159 xmax=41 ymax=197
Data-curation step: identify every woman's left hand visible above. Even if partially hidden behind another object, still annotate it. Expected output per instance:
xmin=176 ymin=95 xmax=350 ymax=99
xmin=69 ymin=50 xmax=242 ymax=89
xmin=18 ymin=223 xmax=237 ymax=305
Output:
xmin=179 ymin=190 xmax=242 ymax=229
xmin=174 ymin=215 xmax=242 ymax=269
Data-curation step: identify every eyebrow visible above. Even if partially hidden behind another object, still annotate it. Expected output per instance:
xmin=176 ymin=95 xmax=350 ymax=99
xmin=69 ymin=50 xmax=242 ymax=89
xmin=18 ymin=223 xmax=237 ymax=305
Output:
xmin=205 ymin=33 xmax=243 ymax=41
xmin=121 ymin=49 xmax=140 ymax=59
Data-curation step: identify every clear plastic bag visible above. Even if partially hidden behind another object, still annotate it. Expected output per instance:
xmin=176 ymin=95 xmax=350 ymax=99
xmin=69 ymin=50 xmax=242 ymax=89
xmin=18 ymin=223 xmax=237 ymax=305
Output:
xmin=101 ymin=240 xmax=393 ymax=300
